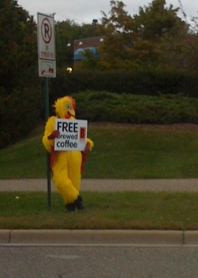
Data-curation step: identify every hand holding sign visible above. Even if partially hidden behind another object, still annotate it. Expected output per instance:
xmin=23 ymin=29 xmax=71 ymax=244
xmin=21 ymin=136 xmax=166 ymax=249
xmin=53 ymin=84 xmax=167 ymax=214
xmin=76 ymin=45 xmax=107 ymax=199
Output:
xmin=48 ymin=130 xmax=60 ymax=140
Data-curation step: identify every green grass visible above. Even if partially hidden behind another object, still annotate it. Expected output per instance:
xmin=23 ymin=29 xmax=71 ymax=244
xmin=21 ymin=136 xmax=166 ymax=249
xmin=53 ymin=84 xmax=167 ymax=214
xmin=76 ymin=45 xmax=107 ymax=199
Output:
xmin=0 ymin=191 xmax=198 ymax=230
xmin=1 ymin=123 xmax=198 ymax=230
xmin=1 ymin=123 xmax=198 ymax=179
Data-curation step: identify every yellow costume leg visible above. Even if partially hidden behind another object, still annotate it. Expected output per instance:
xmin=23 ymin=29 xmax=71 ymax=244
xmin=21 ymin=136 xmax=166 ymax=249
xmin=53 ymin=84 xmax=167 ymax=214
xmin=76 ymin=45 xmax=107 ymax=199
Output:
xmin=68 ymin=151 xmax=82 ymax=192
xmin=52 ymin=157 xmax=79 ymax=205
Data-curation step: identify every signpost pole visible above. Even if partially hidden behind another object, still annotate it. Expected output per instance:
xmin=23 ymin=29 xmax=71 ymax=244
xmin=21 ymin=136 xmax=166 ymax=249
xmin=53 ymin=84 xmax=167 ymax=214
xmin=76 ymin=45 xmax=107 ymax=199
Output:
xmin=44 ymin=77 xmax=51 ymax=210
xmin=37 ymin=12 xmax=56 ymax=210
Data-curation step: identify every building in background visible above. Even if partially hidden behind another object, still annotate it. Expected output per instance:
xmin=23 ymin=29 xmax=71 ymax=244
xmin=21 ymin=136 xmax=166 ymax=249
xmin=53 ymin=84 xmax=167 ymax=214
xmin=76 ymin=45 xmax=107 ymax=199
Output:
xmin=73 ymin=36 xmax=104 ymax=67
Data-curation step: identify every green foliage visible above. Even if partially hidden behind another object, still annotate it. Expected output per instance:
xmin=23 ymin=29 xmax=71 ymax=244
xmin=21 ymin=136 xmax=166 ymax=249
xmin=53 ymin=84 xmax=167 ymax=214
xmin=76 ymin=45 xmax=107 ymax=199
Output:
xmin=76 ymin=49 xmax=99 ymax=70
xmin=0 ymin=86 xmax=42 ymax=149
xmin=134 ymin=0 xmax=183 ymax=41
xmin=55 ymin=20 xmax=78 ymax=68
xmin=47 ymin=88 xmax=198 ymax=125
xmin=0 ymin=0 xmax=38 ymax=90
xmin=50 ymin=69 xmax=198 ymax=98
xmin=0 ymin=0 xmax=43 ymax=148
xmin=158 ymin=29 xmax=198 ymax=72
xmin=55 ymin=20 xmax=101 ymax=69
xmin=1 ymin=0 xmax=198 ymax=150
xmin=72 ymin=91 xmax=198 ymax=124
xmin=91 ymin=0 xmax=191 ymax=71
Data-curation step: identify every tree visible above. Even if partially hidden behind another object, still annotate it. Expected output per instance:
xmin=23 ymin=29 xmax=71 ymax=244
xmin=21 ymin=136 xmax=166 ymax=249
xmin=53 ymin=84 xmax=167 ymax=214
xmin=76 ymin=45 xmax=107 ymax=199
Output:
xmin=55 ymin=20 xmax=80 ymax=68
xmin=133 ymin=0 xmax=184 ymax=41
xmin=156 ymin=0 xmax=198 ymax=73
xmin=0 ymin=0 xmax=38 ymax=91
xmin=100 ymin=0 xmax=134 ymax=33
xmin=55 ymin=20 xmax=101 ymax=69
xmin=97 ymin=0 xmax=135 ymax=69
xmin=0 ymin=0 xmax=42 ymax=148
xmin=90 ymin=0 xmax=190 ymax=71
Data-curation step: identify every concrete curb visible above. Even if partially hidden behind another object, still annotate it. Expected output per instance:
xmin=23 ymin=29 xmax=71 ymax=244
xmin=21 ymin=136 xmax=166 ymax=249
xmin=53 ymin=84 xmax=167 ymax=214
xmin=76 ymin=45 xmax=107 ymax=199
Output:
xmin=1 ymin=230 xmax=198 ymax=245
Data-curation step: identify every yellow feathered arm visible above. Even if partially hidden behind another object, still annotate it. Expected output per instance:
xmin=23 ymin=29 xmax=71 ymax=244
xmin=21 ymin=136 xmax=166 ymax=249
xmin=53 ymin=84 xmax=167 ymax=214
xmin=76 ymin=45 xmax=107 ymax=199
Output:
xmin=86 ymin=138 xmax=94 ymax=151
xmin=42 ymin=116 xmax=56 ymax=153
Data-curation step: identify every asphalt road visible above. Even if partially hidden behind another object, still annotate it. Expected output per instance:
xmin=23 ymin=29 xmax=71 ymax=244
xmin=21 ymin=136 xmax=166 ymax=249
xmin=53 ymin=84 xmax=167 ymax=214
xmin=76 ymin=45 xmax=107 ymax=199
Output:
xmin=1 ymin=244 xmax=198 ymax=278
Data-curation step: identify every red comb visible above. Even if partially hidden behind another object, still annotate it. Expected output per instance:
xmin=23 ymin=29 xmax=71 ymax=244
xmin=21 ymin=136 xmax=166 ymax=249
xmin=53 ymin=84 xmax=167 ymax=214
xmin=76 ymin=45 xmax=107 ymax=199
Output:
xmin=68 ymin=96 xmax=76 ymax=109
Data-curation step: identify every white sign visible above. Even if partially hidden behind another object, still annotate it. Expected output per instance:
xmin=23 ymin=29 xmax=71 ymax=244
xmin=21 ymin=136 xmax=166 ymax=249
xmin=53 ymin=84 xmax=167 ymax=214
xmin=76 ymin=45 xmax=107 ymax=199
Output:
xmin=37 ymin=13 xmax=56 ymax=78
xmin=54 ymin=119 xmax=87 ymax=151
xmin=38 ymin=60 xmax=56 ymax=77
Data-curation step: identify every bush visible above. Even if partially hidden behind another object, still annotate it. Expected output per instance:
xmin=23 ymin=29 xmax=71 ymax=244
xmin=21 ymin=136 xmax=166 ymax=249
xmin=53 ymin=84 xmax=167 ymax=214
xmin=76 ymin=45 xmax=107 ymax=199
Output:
xmin=50 ymin=68 xmax=198 ymax=100
xmin=0 ymin=86 xmax=42 ymax=149
xmin=2 ymin=89 xmax=198 ymax=149
xmin=72 ymin=91 xmax=198 ymax=124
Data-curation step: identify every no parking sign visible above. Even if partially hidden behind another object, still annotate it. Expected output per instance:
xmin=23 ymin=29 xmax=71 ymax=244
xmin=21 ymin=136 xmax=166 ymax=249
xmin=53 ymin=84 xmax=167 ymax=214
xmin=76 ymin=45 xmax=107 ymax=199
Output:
xmin=37 ymin=13 xmax=56 ymax=78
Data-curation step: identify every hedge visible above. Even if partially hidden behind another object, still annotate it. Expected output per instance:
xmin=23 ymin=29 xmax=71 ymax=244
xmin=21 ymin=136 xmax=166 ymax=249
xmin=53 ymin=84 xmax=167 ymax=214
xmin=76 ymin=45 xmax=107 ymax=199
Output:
xmin=50 ymin=68 xmax=198 ymax=103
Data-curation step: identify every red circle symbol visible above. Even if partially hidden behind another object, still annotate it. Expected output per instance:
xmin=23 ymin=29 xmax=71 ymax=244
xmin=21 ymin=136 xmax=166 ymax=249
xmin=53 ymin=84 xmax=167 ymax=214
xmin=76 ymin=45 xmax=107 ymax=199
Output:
xmin=41 ymin=18 xmax=52 ymax=44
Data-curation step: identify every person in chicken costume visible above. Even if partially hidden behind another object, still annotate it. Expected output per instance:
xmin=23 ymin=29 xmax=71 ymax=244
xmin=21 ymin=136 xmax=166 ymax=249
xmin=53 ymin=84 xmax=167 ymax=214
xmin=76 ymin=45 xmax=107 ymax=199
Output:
xmin=42 ymin=96 xmax=93 ymax=213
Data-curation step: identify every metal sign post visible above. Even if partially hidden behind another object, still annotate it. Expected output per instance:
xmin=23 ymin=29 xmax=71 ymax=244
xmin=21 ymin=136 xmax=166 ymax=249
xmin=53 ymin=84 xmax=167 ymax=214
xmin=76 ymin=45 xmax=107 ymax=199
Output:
xmin=37 ymin=13 xmax=56 ymax=210
xmin=44 ymin=77 xmax=51 ymax=210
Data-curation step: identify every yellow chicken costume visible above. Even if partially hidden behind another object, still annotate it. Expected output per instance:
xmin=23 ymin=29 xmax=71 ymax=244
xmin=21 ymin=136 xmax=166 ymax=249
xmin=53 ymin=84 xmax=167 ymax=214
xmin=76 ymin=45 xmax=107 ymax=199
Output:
xmin=42 ymin=96 xmax=93 ymax=212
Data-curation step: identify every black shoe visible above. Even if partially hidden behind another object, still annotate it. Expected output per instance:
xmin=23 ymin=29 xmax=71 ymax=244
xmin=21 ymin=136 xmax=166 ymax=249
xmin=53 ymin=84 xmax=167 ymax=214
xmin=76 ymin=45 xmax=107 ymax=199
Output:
xmin=66 ymin=202 xmax=76 ymax=213
xmin=75 ymin=195 xmax=84 ymax=210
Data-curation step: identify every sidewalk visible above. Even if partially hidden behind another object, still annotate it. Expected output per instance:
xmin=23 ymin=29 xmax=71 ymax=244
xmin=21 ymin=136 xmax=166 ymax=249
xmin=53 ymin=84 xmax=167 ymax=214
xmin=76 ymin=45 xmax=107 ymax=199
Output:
xmin=1 ymin=178 xmax=198 ymax=192
xmin=1 ymin=178 xmax=198 ymax=245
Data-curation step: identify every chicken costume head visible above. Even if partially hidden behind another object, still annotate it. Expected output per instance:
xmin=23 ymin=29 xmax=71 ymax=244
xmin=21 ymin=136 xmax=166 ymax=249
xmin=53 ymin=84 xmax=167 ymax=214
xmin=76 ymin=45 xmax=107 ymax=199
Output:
xmin=55 ymin=96 xmax=76 ymax=119
xmin=42 ymin=96 xmax=93 ymax=213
